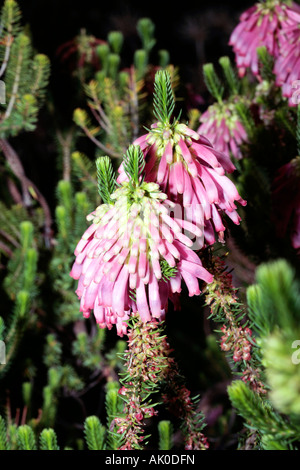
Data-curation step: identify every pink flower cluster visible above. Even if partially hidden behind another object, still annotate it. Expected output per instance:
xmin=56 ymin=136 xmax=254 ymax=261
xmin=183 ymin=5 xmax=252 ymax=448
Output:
xmin=220 ymin=325 xmax=253 ymax=363
xmin=118 ymin=122 xmax=246 ymax=247
xmin=70 ymin=178 xmax=213 ymax=336
xmin=197 ymin=102 xmax=248 ymax=160
xmin=70 ymin=76 xmax=246 ymax=335
xmin=229 ymin=0 xmax=300 ymax=106
xmin=274 ymin=7 xmax=300 ymax=106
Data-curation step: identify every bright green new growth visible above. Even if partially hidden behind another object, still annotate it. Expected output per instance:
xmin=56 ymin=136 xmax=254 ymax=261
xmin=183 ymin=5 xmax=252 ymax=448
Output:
xmin=0 ymin=220 xmax=38 ymax=379
xmin=84 ymin=416 xmax=106 ymax=450
xmin=122 ymin=144 xmax=145 ymax=185
xmin=17 ymin=425 xmax=37 ymax=450
xmin=218 ymin=56 xmax=240 ymax=95
xmin=203 ymin=63 xmax=224 ymax=103
xmin=96 ymin=156 xmax=117 ymax=204
xmin=158 ymin=420 xmax=173 ymax=450
xmin=0 ymin=416 xmax=8 ymax=450
xmin=160 ymin=259 xmax=178 ymax=282
xmin=227 ymin=380 xmax=298 ymax=449
xmin=247 ymin=259 xmax=300 ymax=337
xmin=153 ymin=69 xmax=175 ymax=124
xmin=228 ymin=260 xmax=300 ymax=449
xmin=0 ymin=0 xmax=50 ymax=137
xmin=39 ymin=429 xmax=60 ymax=450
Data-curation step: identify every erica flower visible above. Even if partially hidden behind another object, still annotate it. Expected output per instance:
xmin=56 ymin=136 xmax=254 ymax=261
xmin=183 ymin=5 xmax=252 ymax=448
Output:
xmin=118 ymin=72 xmax=246 ymax=247
xmin=273 ymin=7 xmax=300 ymax=106
xmin=197 ymin=101 xmax=248 ymax=160
xmin=229 ymin=0 xmax=300 ymax=78
xmin=70 ymin=149 xmax=213 ymax=336
xmin=271 ymin=156 xmax=300 ymax=251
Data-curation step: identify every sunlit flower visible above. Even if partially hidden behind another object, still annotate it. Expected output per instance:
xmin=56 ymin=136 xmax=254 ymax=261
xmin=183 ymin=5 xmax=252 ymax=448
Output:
xmin=70 ymin=166 xmax=213 ymax=335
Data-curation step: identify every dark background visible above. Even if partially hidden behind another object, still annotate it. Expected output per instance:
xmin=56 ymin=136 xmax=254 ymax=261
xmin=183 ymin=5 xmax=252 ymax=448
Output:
xmin=17 ymin=0 xmax=254 ymax=111
xmin=13 ymin=0 xmax=253 ymax=205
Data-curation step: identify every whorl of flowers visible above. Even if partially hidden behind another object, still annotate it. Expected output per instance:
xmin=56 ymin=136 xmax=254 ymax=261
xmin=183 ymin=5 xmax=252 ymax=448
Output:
xmin=118 ymin=71 xmax=246 ymax=248
xmin=229 ymin=0 xmax=300 ymax=79
xmin=274 ymin=6 xmax=300 ymax=107
xmin=70 ymin=148 xmax=213 ymax=336
xmin=197 ymin=101 xmax=248 ymax=160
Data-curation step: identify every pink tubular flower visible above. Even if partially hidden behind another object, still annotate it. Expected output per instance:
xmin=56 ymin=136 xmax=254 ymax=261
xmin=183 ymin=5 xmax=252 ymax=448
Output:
xmin=229 ymin=0 xmax=300 ymax=78
xmin=273 ymin=7 xmax=300 ymax=106
xmin=70 ymin=173 xmax=214 ymax=336
xmin=198 ymin=101 xmax=248 ymax=160
xmin=118 ymin=121 xmax=246 ymax=247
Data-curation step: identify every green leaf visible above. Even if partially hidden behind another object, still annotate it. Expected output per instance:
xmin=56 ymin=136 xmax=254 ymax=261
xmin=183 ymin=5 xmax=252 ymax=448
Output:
xmin=228 ymin=380 xmax=298 ymax=441
xmin=0 ymin=416 xmax=8 ymax=450
xmin=219 ymin=56 xmax=240 ymax=95
xmin=96 ymin=156 xmax=116 ymax=204
xmin=160 ymin=259 xmax=178 ymax=282
xmin=39 ymin=428 xmax=60 ymax=450
xmin=153 ymin=69 xmax=175 ymax=124
xmin=84 ymin=416 xmax=106 ymax=450
xmin=107 ymin=31 xmax=123 ymax=55
xmin=17 ymin=425 xmax=37 ymax=450
xmin=235 ymin=100 xmax=255 ymax=139
xmin=137 ymin=18 xmax=156 ymax=53
xmin=158 ymin=420 xmax=173 ymax=450
xmin=247 ymin=260 xmax=300 ymax=336
xmin=122 ymin=145 xmax=145 ymax=185
xmin=203 ymin=63 xmax=224 ymax=103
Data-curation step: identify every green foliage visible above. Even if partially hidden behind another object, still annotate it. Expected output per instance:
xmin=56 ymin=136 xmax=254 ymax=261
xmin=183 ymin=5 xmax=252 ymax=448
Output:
xmin=122 ymin=144 xmax=145 ymax=185
xmin=16 ymin=425 xmax=37 ymax=450
xmin=39 ymin=428 xmax=60 ymax=450
xmin=247 ymin=260 xmax=300 ymax=338
xmin=218 ymin=56 xmax=240 ymax=96
xmin=153 ymin=69 xmax=175 ymax=124
xmin=0 ymin=220 xmax=38 ymax=378
xmin=0 ymin=415 xmax=8 ymax=450
xmin=105 ymin=381 xmax=124 ymax=450
xmin=1 ymin=0 xmax=300 ymax=454
xmin=0 ymin=0 xmax=22 ymax=42
xmin=228 ymin=260 xmax=300 ymax=449
xmin=84 ymin=415 xmax=106 ymax=450
xmin=203 ymin=63 xmax=224 ymax=103
xmin=96 ymin=156 xmax=116 ymax=204
xmin=160 ymin=259 xmax=178 ymax=282
xmin=158 ymin=420 xmax=173 ymax=450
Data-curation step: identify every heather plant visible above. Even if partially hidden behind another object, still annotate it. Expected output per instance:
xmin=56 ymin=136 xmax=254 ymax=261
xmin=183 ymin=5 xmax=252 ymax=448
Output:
xmin=0 ymin=0 xmax=300 ymax=453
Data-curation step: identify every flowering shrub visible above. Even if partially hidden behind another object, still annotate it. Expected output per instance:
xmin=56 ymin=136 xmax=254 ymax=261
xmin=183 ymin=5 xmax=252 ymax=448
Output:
xmin=0 ymin=0 xmax=300 ymax=453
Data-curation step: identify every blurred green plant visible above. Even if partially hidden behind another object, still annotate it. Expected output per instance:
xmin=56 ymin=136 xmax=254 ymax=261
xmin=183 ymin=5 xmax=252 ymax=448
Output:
xmin=228 ymin=260 xmax=300 ymax=450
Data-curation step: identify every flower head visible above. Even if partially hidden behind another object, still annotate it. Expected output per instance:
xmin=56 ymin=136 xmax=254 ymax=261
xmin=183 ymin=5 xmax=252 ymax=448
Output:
xmin=229 ymin=0 xmax=300 ymax=78
xmin=70 ymin=147 xmax=213 ymax=336
xmin=273 ymin=7 xmax=300 ymax=106
xmin=198 ymin=101 xmax=248 ymax=160
xmin=118 ymin=71 xmax=246 ymax=247
xmin=118 ymin=117 xmax=246 ymax=248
